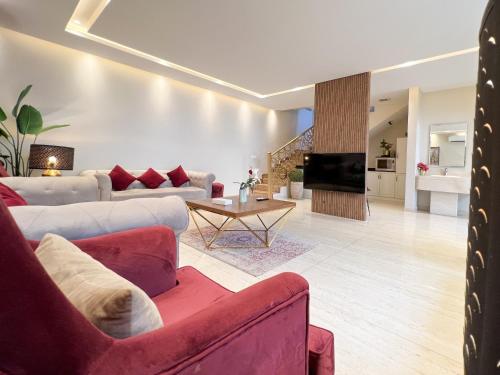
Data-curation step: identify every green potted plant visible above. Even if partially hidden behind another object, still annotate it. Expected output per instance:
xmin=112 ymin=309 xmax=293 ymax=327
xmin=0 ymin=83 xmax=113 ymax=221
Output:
xmin=0 ymin=85 xmax=69 ymax=176
xmin=288 ymin=168 xmax=304 ymax=199
xmin=379 ymin=139 xmax=393 ymax=157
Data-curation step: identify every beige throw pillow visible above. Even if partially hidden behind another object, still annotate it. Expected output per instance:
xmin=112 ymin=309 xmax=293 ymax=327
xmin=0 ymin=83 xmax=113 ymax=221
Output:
xmin=35 ymin=233 xmax=164 ymax=339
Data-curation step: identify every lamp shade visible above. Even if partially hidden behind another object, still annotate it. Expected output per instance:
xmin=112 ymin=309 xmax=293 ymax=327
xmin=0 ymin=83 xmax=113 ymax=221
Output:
xmin=29 ymin=144 xmax=74 ymax=170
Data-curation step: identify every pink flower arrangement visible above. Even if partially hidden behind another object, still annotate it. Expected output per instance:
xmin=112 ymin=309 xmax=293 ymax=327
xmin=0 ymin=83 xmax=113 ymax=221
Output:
xmin=417 ymin=162 xmax=429 ymax=174
xmin=235 ymin=168 xmax=260 ymax=191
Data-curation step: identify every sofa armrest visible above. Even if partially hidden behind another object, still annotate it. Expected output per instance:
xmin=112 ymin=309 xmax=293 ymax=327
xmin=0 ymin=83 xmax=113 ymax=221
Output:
xmin=186 ymin=170 xmax=216 ymax=197
xmin=29 ymin=226 xmax=177 ymax=297
xmin=107 ymin=273 xmax=309 ymax=374
xmin=10 ymin=195 xmax=189 ymax=241
xmin=94 ymin=173 xmax=112 ymax=201
xmin=10 ymin=196 xmax=189 ymax=268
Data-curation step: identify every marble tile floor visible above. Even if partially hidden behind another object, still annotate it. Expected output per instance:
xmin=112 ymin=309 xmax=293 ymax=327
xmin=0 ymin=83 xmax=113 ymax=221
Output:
xmin=179 ymin=198 xmax=468 ymax=375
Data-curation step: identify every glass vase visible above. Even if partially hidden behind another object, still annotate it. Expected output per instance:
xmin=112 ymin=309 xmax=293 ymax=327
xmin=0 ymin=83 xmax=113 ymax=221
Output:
xmin=239 ymin=187 xmax=248 ymax=203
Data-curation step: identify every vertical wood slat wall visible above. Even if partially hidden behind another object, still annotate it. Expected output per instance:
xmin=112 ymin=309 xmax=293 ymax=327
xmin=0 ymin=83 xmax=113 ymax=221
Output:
xmin=311 ymin=72 xmax=371 ymax=221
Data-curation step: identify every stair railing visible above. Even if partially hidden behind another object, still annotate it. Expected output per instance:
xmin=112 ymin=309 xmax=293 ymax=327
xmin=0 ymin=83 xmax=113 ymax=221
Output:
xmin=266 ymin=126 xmax=314 ymax=198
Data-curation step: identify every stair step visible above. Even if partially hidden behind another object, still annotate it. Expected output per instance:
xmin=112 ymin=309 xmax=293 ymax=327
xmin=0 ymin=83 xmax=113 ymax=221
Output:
xmin=254 ymin=183 xmax=282 ymax=194
xmin=264 ymin=127 xmax=312 ymax=195
xmin=254 ymin=184 xmax=268 ymax=192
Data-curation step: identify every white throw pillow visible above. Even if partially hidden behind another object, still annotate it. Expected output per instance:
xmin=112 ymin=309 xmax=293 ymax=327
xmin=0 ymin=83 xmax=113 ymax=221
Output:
xmin=35 ymin=234 xmax=164 ymax=338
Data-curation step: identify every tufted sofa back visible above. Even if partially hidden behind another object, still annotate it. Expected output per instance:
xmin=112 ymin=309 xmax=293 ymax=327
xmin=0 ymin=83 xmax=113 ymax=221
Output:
xmin=80 ymin=169 xmax=215 ymax=200
xmin=1 ymin=176 xmax=99 ymax=206
xmin=80 ymin=169 xmax=209 ymax=185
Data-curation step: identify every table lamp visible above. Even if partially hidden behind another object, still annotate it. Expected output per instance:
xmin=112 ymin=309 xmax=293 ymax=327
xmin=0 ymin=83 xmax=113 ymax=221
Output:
xmin=28 ymin=144 xmax=74 ymax=177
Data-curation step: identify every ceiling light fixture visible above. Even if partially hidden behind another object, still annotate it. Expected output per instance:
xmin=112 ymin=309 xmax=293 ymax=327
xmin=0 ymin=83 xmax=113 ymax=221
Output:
xmin=66 ymin=0 xmax=480 ymax=99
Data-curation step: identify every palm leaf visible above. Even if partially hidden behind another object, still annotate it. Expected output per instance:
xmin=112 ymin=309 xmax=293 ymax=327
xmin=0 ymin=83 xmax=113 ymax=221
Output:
xmin=16 ymin=105 xmax=43 ymax=135
xmin=0 ymin=107 xmax=6 ymax=122
xmin=34 ymin=124 xmax=70 ymax=135
xmin=12 ymin=85 xmax=32 ymax=117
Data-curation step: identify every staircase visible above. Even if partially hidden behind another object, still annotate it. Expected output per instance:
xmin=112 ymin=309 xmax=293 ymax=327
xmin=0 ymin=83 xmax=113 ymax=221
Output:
xmin=254 ymin=126 xmax=314 ymax=197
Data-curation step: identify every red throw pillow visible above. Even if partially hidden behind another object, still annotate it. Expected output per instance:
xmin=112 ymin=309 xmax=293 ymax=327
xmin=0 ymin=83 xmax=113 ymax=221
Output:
xmin=138 ymin=168 xmax=166 ymax=189
xmin=0 ymin=164 xmax=9 ymax=177
xmin=109 ymin=165 xmax=136 ymax=191
xmin=167 ymin=165 xmax=190 ymax=187
xmin=0 ymin=183 xmax=28 ymax=207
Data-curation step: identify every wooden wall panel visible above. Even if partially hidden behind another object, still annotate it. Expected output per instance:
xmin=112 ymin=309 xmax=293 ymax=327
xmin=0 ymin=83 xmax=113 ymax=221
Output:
xmin=311 ymin=72 xmax=370 ymax=220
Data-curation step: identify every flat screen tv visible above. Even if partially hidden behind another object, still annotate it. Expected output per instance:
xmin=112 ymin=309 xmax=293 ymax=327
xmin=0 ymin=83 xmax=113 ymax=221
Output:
xmin=303 ymin=153 xmax=366 ymax=194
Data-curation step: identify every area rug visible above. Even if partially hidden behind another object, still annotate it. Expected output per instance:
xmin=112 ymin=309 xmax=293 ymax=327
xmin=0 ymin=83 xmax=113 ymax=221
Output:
xmin=181 ymin=225 xmax=317 ymax=277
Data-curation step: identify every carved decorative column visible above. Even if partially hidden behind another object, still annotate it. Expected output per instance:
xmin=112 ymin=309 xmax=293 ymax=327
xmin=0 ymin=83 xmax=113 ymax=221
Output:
xmin=463 ymin=1 xmax=500 ymax=374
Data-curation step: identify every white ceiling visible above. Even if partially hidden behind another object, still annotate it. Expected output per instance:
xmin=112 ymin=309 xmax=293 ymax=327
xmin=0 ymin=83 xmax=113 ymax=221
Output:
xmin=0 ymin=0 xmax=487 ymax=109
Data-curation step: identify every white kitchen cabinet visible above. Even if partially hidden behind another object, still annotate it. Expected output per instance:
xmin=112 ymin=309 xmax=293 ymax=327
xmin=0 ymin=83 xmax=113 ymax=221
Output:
xmin=367 ymin=171 xmax=397 ymax=198
xmin=395 ymin=173 xmax=406 ymax=200
xmin=367 ymin=137 xmax=407 ymax=200
xmin=379 ymin=173 xmax=396 ymax=197
xmin=366 ymin=171 xmax=379 ymax=196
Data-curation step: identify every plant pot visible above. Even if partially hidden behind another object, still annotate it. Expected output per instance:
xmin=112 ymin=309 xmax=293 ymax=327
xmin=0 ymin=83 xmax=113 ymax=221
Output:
xmin=290 ymin=182 xmax=304 ymax=200
xmin=239 ymin=187 xmax=248 ymax=203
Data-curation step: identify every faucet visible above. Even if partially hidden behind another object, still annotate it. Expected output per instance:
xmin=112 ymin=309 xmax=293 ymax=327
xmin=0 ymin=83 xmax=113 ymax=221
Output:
xmin=442 ymin=168 xmax=448 ymax=176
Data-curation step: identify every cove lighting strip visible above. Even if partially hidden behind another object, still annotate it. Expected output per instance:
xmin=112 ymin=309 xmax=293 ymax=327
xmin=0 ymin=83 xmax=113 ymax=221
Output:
xmin=371 ymin=47 xmax=480 ymax=74
xmin=66 ymin=0 xmax=479 ymax=99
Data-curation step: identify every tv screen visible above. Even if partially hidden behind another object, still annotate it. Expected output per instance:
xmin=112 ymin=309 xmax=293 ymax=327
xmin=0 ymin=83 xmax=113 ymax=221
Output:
xmin=303 ymin=153 xmax=366 ymax=194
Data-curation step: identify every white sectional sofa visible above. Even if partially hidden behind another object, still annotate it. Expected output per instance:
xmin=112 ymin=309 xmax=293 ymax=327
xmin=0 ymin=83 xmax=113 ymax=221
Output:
xmin=80 ymin=169 xmax=215 ymax=201
xmin=2 ymin=176 xmax=190 ymax=264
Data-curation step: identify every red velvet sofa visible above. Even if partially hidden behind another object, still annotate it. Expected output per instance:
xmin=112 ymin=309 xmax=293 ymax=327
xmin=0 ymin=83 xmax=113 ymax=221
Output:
xmin=0 ymin=201 xmax=333 ymax=374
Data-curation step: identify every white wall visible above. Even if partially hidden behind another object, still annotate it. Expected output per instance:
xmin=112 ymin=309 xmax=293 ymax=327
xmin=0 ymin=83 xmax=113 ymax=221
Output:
xmin=405 ymin=87 xmax=422 ymax=211
xmin=296 ymin=108 xmax=314 ymax=134
xmin=368 ymin=117 xmax=407 ymax=168
xmin=411 ymin=86 xmax=476 ymax=214
xmin=0 ymin=28 xmax=297 ymax=194
xmin=369 ymin=93 xmax=408 ymax=131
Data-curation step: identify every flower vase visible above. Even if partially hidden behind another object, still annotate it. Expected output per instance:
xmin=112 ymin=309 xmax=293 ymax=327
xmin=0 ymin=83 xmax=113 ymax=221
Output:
xmin=239 ymin=187 xmax=248 ymax=203
xmin=418 ymin=169 xmax=426 ymax=176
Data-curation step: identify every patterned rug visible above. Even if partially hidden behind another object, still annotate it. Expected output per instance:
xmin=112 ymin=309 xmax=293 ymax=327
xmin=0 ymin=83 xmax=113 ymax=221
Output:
xmin=181 ymin=224 xmax=317 ymax=277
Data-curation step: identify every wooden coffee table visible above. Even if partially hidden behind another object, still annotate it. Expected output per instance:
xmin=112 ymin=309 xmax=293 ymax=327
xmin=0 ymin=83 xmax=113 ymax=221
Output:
xmin=185 ymin=196 xmax=296 ymax=249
